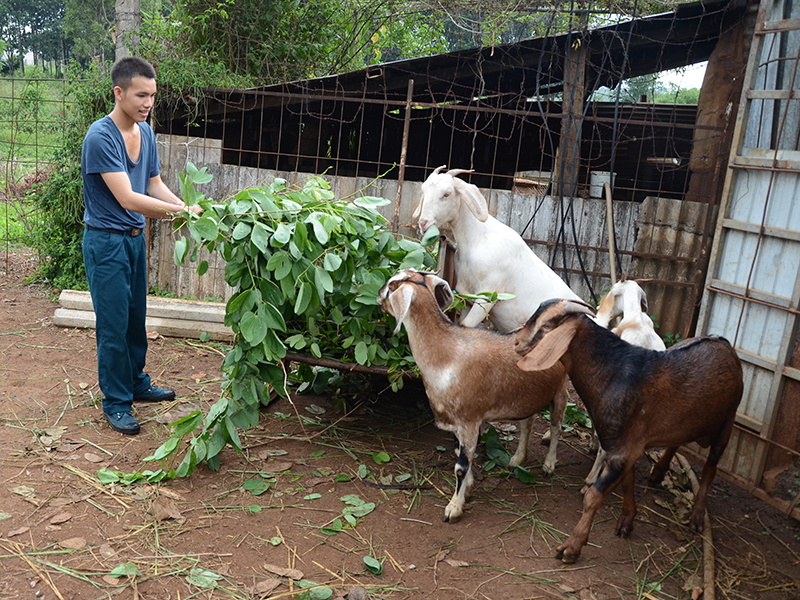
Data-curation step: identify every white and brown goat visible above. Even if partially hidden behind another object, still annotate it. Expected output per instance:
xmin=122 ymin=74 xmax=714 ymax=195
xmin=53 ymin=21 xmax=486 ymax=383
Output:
xmin=378 ymin=269 xmax=568 ymax=523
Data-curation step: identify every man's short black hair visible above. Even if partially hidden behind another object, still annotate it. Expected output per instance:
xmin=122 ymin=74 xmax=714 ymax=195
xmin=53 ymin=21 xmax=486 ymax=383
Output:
xmin=111 ymin=57 xmax=157 ymax=90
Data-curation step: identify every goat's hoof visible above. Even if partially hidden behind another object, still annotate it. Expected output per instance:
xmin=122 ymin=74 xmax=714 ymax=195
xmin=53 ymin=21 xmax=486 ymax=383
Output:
xmin=614 ymin=522 xmax=634 ymax=539
xmin=555 ymin=546 xmax=578 ymax=564
xmin=541 ymin=463 xmax=556 ymax=476
xmin=443 ymin=514 xmax=461 ymax=524
xmin=689 ymin=514 xmax=705 ymax=533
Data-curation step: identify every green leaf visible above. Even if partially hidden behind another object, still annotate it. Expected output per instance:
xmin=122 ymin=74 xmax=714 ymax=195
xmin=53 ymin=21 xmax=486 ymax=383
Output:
xmin=307 ymin=216 xmax=329 ymax=244
xmin=295 ymin=281 xmax=312 ymax=314
xmin=232 ymin=221 xmax=252 ymax=240
xmin=354 ymin=341 xmax=368 ymax=365
xmin=186 ymin=567 xmax=223 ymax=589
xmin=173 ymin=237 xmax=189 ymax=265
xmin=109 ymin=562 xmax=138 ymax=578
xmin=186 ymin=161 xmax=214 ymax=184
xmin=193 ymin=216 xmax=219 ymax=241
xmin=260 ymin=303 xmax=286 ymax=332
xmin=272 ymin=223 xmax=292 ymax=245
xmin=420 ymin=224 xmax=440 ymax=246
xmin=364 ymin=555 xmax=383 ymax=574
xmin=240 ymin=311 xmax=267 ymax=346
xmin=314 ymin=266 xmax=334 ymax=295
xmin=251 ymin=222 xmax=271 ymax=253
xmin=97 ymin=468 xmax=121 ymax=485
xmin=372 ymin=451 xmax=390 ymax=465
xmin=354 ymin=196 xmax=391 ymax=208
xmin=243 ymin=476 xmax=271 ymax=496
xmin=323 ymin=252 xmax=342 ymax=271
xmin=197 ymin=260 xmax=209 ymax=276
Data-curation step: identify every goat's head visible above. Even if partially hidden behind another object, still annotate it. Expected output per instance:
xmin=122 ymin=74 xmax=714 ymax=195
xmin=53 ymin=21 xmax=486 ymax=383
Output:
xmin=514 ymin=299 xmax=595 ymax=371
xmin=378 ymin=268 xmax=454 ymax=334
xmin=414 ymin=166 xmax=487 ymax=234
xmin=595 ymin=278 xmax=648 ymax=328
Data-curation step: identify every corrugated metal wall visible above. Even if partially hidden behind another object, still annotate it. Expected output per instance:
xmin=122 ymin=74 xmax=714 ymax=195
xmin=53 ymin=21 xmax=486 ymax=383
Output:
xmin=696 ymin=0 xmax=800 ymax=517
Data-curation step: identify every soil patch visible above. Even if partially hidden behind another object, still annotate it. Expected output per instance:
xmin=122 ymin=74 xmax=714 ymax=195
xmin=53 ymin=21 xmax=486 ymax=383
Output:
xmin=1 ymin=250 xmax=798 ymax=599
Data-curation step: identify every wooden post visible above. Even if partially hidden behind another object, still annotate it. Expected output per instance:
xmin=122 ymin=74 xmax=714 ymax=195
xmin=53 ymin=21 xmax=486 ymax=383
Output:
xmin=392 ymin=79 xmax=414 ymax=233
xmin=553 ymin=22 xmax=587 ymax=199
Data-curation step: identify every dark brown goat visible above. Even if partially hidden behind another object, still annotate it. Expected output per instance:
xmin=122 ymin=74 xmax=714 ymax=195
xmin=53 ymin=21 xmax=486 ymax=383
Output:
xmin=514 ymin=299 xmax=743 ymax=564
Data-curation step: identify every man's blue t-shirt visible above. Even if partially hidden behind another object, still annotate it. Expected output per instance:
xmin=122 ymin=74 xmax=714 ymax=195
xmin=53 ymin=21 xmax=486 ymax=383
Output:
xmin=82 ymin=116 xmax=160 ymax=230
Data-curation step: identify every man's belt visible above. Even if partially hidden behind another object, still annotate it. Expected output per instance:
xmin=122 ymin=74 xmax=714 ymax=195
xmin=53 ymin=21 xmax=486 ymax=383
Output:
xmin=85 ymin=225 xmax=143 ymax=237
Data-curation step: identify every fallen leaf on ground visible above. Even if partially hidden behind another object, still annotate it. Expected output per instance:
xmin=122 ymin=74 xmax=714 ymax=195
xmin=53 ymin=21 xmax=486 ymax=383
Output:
xmin=158 ymin=488 xmax=185 ymax=501
xmin=0 ymin=512 xmax=11 ymax=521
xmin=152 ymin=497 xmax=183 ymax=522
xmin=262 ymin=564 xmax=303 ymax=580
xmin=348 ymin=587 xmax=367 ymax=600
xmin=49 ymin=512 xmax=73 ymax=525
xmin=59 ymin=537 xmax=86 ymax=549
xmin=84 ymin=453 xmax=104 ymax=463
xmin=253 ymin=579 xmax=281 ymax=596
xmin=263 ymin=461 xmax=292 ymax=473
xmin=8 ymin=527 xmax=29 ymax=537
xmin=444 ymin=559 xmax=469 ymax=567
xmin=99 ymin=544 xmax=116 ymax=559
xmin=10 ymin=485 xmax=35 ymax=498
xmin=102 ymin=576 xmax=120 ymax=585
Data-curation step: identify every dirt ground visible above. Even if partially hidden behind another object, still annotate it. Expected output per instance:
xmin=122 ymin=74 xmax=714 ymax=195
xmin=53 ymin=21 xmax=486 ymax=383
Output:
xmin=1 ymin=249 xmax=799 ymax=600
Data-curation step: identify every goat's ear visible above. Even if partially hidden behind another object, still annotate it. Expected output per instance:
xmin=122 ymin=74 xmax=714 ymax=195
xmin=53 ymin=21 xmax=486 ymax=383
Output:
xmin=412 ymin=199 xmax=422 ymax=220
xmin=430 ymin=276 xmax=454 ymax=311
xmin=453 ymin=178 xmax=489 ymax=222
xmin=517 ymin=319 xmax=579 ymax=372
xmin=387 ymin=285 xmax=415 ymax=335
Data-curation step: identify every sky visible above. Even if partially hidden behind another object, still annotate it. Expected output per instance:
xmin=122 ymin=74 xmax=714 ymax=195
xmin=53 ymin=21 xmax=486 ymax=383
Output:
xmin=660 ymin=61 xmax=708 ymax=89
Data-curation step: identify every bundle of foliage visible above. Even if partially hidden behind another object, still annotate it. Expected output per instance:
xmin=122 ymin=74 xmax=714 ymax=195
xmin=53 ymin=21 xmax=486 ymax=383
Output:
xmin=139 ymin=165 xmax=436 ymax=479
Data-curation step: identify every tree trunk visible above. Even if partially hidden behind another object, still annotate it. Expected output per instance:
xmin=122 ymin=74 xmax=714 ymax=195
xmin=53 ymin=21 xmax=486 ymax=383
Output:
xmin=115 ymin=0 xmax=141 ymax=59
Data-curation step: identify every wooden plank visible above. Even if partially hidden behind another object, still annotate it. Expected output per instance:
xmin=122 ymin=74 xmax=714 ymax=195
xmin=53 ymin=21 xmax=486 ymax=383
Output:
xmin=52 ymin=308 xmax=234 ymax=342
xmin=57 ymin=290 xmax=227 ymax=323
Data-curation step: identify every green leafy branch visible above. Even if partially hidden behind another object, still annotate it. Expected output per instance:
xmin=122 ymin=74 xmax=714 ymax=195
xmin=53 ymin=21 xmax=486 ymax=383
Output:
xmin=136 ymin=164 xmax=434 ymax=480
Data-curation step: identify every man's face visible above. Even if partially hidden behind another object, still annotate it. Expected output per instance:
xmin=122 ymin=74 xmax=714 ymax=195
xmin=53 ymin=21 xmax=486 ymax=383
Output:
xmin=115 ymin=75 xmax=157 ymax=123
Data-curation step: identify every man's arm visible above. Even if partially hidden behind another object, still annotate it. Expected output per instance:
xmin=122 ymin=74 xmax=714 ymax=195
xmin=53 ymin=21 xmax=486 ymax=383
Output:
xmin=101 ymin=172 xmax=200 ymax=217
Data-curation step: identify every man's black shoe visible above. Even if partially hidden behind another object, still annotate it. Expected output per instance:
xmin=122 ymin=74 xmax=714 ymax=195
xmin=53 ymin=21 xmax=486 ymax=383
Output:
xmin=104 ymin=412 xmax=140 ymax=435
xmin=133 ymin=385 xmax=176 ymax=403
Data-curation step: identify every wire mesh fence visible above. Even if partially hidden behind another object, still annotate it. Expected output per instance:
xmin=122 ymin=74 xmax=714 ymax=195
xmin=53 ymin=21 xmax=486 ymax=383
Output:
xmin=0 ymin=77 xmax=68 ymax=262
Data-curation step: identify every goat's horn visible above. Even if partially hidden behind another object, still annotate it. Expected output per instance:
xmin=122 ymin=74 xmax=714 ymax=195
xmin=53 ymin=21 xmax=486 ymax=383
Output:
xmin=562 ymin=300 xmax=595 ymax=316
xmin=447 ymin=168 xmax=475 ymax=177
xmin=432 ymin=165 xmax=447 ymax=175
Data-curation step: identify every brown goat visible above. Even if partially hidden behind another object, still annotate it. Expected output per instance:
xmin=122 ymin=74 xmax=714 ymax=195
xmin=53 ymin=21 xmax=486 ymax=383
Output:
xmin=378 ymin=269 xmax=568 ymax=523
xmin=514 ymin=299 xmax=743 ymax=563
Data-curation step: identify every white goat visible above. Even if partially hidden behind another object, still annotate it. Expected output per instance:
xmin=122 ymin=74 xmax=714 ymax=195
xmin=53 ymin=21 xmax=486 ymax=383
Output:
xmin=413 ymin=166 xmax=582 ymax=331
xmin=582 ymin=278 xmax=667 ymax=489
xmin=378 ymin=269 xmax=568 ymax=523
xmin=595 ymin=278 xmax=666 ymax=351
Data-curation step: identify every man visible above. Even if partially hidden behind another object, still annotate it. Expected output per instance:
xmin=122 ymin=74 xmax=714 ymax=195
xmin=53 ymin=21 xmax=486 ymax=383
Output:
xmin=82 ymin=57 xmax=200 ymax=435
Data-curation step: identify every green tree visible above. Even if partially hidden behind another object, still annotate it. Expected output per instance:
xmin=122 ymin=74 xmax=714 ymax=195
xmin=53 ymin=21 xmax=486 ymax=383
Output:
xmin=0 ymin=0 xmax=34 ymax=75
xmin=63 ymin=0 xmax=114 ymax=64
